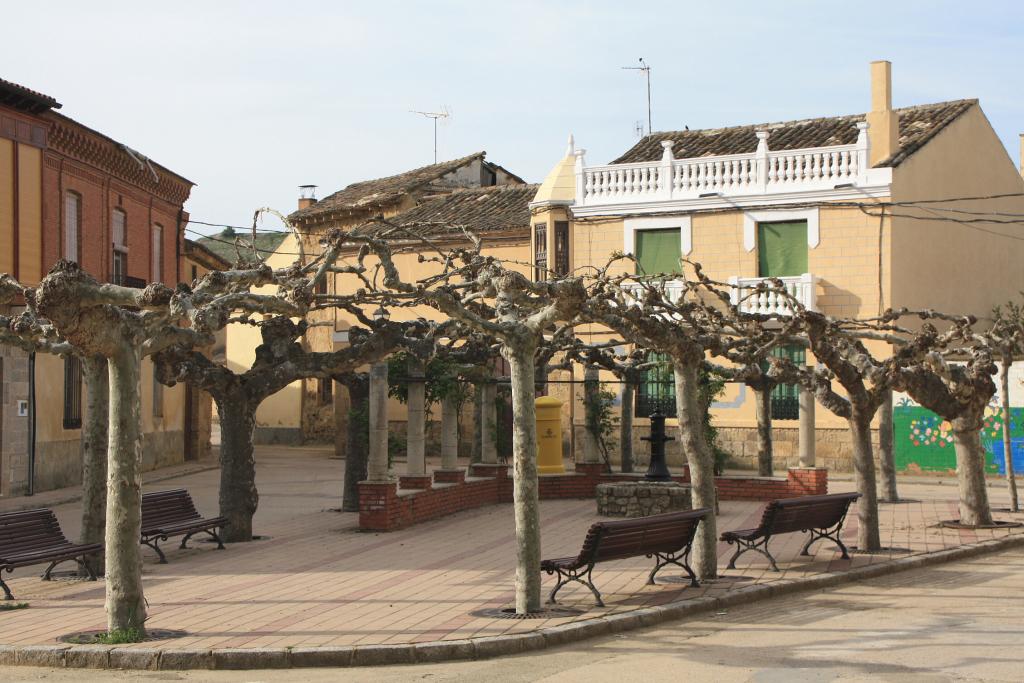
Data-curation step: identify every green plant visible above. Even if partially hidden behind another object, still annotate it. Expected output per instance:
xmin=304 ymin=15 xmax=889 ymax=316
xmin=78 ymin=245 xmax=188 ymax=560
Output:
xmin=95 ymin=627 xmax=146 ymax=644
xmin=585 ymin=380 xmax=619 ymax=472
xmin=699 ymin=368 xmax=731 ymax=475
xmin=0 ymin=602 xmax=28 ymax=611
xmin=387 ymin=430 xmax=406 ymax=468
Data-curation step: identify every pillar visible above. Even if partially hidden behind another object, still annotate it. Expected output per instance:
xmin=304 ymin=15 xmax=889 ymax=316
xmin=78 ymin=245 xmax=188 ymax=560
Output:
xmin=367 ymin=361 xmax=390 ymax=481
xmin=878 ymin=388 xmax=899 ymax=502
xmin=440 ymin=394 xmax=459 ymax=470
xmin=798 ymin=384 xmax=816 ymax=468
xmin=480 ymin=380 xmax=498 ymax=464
xmin=581 ymin=364 xmax=602 ymax=464
xmin=405 ymin=357 xmax=426 ymax=476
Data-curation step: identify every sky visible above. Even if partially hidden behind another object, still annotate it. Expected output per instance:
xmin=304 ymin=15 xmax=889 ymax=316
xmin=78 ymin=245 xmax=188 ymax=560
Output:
xmin=3 ymin=1 xmax=1023 ymax=236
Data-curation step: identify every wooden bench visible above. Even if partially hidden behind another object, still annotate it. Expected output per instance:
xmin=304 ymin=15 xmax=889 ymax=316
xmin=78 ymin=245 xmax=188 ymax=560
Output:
xmin=0 ymin=509 xmax=101 ymax=600
xmin=141 ymin=489 xmax=226 ymax=563
xmin=541 ymin=508 xmax=711 ymax=607
xmin=720 ymin=492 xmax=861 ymax=571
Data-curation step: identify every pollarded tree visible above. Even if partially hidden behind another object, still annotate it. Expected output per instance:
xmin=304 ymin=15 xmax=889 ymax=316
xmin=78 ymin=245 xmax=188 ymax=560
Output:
xmin=987 ymin=303 xmax=1022 ymax=512
xmin=0 ymin=297 xmax=108 ymax=577
xmin=355 ymin=228 xmax=588 ymax=614
xmin=891 ymin=316 xmax=998 ymax=526
xmin=30 ymin=261 xmax=197 ymax=636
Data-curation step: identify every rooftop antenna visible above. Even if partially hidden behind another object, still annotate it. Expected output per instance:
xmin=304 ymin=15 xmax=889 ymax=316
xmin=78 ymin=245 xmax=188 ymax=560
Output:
xmin=410 ymin=106 xmax=452 ymax=163
xmin=633 ymin=120 xmax=644 ymax=139
xmin=622 ymin=58 xmax=652 ymax=136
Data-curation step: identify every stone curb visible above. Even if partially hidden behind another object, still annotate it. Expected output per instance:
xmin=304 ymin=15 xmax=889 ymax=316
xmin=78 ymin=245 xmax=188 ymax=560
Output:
xmin=5 ymin=533 xmax=1023 ymax=671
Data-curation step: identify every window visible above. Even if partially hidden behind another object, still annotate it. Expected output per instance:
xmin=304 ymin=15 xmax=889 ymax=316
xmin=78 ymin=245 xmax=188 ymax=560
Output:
xmin=635 ymin=228 xmax=682 ymax=275
xmin=191 ymin=265 xmax=198 ymax=283
xmin=763 ymin=345 xmax=805 ymax=420
xmin=63 ymin=355 xmax=82 ymax=429
xmin=757 ymin=221 xmax=808 ymax=277
xmin=152 ymin=365 xmax=163 ymax=418
xmin=151 ymin=223 xmax=163 ymax=283
xmin=63 ymin=191 xmax=81 ymax=263
xmin=636 ymin=352 xmax=676 ymax=418
xmin=533 ymin=223 xmax=547 ymax=281
xmin=553 ymin=221 xmax=570 ymax=275
xmin=112 ymin=208 xmax=127 ymax=285
xmin=318 ymin=377 xmax=333 ymax=405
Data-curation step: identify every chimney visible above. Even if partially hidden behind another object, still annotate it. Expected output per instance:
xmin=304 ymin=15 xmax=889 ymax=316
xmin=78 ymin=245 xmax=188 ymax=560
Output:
xmin=1019 ymin=134 xmax=1024 ymax=177
xmin=298 ymin=184 xmax=318 ymax=210
xmin=865 ymin=61 xmax=898 ymax=166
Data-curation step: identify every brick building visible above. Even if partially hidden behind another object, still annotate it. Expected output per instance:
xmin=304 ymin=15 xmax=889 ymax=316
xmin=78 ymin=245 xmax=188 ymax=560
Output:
xmin=0 ymin=77 xmax=198 ymax=495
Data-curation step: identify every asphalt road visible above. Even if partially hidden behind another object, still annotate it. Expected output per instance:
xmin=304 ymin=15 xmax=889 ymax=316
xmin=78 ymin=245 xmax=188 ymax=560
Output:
xmin=2 ymin=546 xmax=1021 ymax=682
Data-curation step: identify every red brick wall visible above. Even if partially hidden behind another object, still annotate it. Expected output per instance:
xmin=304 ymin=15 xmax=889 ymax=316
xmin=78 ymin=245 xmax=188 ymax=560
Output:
xmin=41 ymin=155 xmax=184 ymax=285
xmin=359 ymin=465 xmax=829 ymax=531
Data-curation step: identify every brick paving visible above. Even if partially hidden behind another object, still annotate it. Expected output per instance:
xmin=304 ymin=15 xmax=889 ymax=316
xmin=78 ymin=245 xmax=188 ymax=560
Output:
xmin=0 ymin=445 xmax=1021 ymax=650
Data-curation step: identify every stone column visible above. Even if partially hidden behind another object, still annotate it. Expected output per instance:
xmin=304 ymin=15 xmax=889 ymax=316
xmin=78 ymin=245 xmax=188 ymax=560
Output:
xmin=440 ymin=394 xmax=459 ymax=470
xmin=405 ymin=357 xmax=426 ymax=476
xmin=480 ymin=380 xmax=498 ymax=464
xmin=798 ymin=384 xmax=816 ymax=468
xmin=367 ymin=361 xmax=390 ymax=481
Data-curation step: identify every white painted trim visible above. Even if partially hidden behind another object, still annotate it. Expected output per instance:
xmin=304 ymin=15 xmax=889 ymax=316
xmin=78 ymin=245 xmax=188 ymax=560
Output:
xmin=742 ymin=207 xmax=820 ymax=252
xmin=569 ymin=178 xmax=891 ymax=218
xmin=624 ymin=215 xmax=693 ymax=260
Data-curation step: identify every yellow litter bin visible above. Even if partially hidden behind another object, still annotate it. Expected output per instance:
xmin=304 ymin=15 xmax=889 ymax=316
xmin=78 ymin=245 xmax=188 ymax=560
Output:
xmin=535 ymin=396 xmax=565 ymax=475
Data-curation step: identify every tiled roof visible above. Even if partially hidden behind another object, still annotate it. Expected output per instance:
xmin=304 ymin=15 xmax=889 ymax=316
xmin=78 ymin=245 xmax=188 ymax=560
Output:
xmin=184 ymin=238 xmax=232 ymax=271
xmin=196 ymin=228 xmax=289 ymax=265
xmin=612 ymin=99 xmax=977 ymax=168
xmin=292 ymin=152 xmax=513 ymax=222
xmin=0 ymin=77 xmax=61 ymax=114
xmin=377 ymin=184 xmax=538 ymax=238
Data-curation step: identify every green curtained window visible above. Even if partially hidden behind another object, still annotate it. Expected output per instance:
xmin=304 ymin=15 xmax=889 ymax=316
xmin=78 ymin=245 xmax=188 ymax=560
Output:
xmin=635 ymin=228 xmax=682 ymax=275
xmin=757 ymin=221 xmax=807 ymax=277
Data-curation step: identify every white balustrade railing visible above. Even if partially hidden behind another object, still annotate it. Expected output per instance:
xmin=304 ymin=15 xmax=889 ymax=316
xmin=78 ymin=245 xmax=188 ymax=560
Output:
xmin=729 ymin=274 xmax=817 ymax=316
xmin=575 ymin=123 xmax=875 ymax=207
xmin=621 ymin=279 xmax=687 ymax=307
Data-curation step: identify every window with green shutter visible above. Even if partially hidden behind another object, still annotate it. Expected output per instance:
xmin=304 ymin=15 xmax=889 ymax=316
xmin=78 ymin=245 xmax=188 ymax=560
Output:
xmin=635 ymin=228 xmax=682 ymax=275
xmin=636 ymin=352 xmax=676 ymax=418
xmin=757 ymin=221 xmax=807 ymax=277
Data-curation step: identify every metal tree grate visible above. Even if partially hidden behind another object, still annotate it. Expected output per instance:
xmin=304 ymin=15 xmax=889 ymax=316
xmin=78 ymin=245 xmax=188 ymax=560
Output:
xmin=469 ymin=606 xmax=585 ymax=620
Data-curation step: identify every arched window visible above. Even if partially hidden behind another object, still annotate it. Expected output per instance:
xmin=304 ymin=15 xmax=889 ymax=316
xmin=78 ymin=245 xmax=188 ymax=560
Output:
xmin=111 ymin=208 xmax=127 ymax=285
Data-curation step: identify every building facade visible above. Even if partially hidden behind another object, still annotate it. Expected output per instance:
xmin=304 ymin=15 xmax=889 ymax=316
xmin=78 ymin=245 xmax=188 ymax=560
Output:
xmin=0 ymin=77 xmax=197 ymax=495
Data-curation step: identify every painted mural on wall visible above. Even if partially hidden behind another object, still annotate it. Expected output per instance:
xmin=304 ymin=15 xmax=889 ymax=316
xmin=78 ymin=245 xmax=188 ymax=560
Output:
xmin=893 ymin=362 xmax=1024 ymax=475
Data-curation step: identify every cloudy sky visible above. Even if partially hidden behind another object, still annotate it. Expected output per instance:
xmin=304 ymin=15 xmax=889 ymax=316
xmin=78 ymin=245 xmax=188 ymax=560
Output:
xmin=3 ymin=1 xmax=1022 ymax=235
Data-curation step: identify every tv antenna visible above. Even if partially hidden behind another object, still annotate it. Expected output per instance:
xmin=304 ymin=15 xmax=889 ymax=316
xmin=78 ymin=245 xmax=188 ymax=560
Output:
xmin=622 ymin=58 xmax=652 ymax=136
xmin=410 ymin=106 xmax=452 ymax=163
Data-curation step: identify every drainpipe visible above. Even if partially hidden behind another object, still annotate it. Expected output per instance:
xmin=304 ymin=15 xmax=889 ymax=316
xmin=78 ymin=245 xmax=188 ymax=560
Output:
xmin=27 ymin=351 xmax=36 ymax=496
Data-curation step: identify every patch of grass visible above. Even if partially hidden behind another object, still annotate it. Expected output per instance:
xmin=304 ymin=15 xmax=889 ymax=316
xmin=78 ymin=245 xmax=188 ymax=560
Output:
xmin=0 ymin=602 xmax=28 ymax=611
xmin=95 ymin=627 xmax=146 ymax=644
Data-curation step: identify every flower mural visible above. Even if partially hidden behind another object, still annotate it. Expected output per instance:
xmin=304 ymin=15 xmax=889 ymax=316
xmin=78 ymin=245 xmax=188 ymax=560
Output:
xmin=895 ymin=397 xmax=1016 ymax=474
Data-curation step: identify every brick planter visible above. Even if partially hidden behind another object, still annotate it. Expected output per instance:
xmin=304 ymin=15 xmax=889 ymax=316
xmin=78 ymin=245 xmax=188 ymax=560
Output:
xmin=398 ymin=475 xmax=432 ymax=490
xmin=359 ymin=464 xmax=828 ymax=531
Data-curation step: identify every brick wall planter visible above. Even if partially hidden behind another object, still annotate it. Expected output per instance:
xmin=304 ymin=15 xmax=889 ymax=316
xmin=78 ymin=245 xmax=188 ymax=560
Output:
xmin=358 ymin=465 xmax=828 ymax=531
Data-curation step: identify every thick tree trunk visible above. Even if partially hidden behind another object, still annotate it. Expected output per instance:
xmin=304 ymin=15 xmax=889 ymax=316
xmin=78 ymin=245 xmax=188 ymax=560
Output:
xmin=80 ymin=355 xmax=108 ymax=577
xmin=1000 ymin=362 xmax=1020 ymax=512
xmin=105 ymin=347 xmax=146 ymax=634
xmin=480 ymin=380 xmax=498 ymax=465
xmin=674 ymin=363 xmax=718 ymax=580
xmin=848 ymin=411 xmax=881 ymax=551
xmin=506 ymin=345 xmax=542 ymax=614
xmin=753 ymin=385 xmax=773 ymax=477
xmin=952 ymin=416 xmax=994 ymax=526
xmin=620 ymin=379 xmax=635 ymax=473
xmin=216 ymin=396 xmax=259 ymax=542
xmin=341 ymin=376 xmax=369 ymax=512
xmin=877 ymin=389 xmax=899 ymax=503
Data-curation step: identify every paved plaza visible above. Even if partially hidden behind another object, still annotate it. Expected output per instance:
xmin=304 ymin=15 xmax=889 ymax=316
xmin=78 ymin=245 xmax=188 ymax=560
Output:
xmin=0 ymin=447 xmax=1021 ymax=655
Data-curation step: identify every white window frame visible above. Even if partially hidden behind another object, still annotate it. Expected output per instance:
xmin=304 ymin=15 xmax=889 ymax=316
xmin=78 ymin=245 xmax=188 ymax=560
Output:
xmin=151 ymin=223 xmax=163 ymax=283
xmin=624 ymin=215 xmax=693 ymax=260
xmin=63 ymin=191 xmax=80 ymax=263
xmin=742 ymin=207 xmax=819 ymax=253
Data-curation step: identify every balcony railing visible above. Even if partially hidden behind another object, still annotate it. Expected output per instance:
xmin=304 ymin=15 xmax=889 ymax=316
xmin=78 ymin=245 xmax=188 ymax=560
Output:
xmin=729 ymin=274 xmax=817 ymax=316
xmin=110 ymin=274 xmax=147 ymax=289
xmin=575 ymin=123 xmax=882 ymax=208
